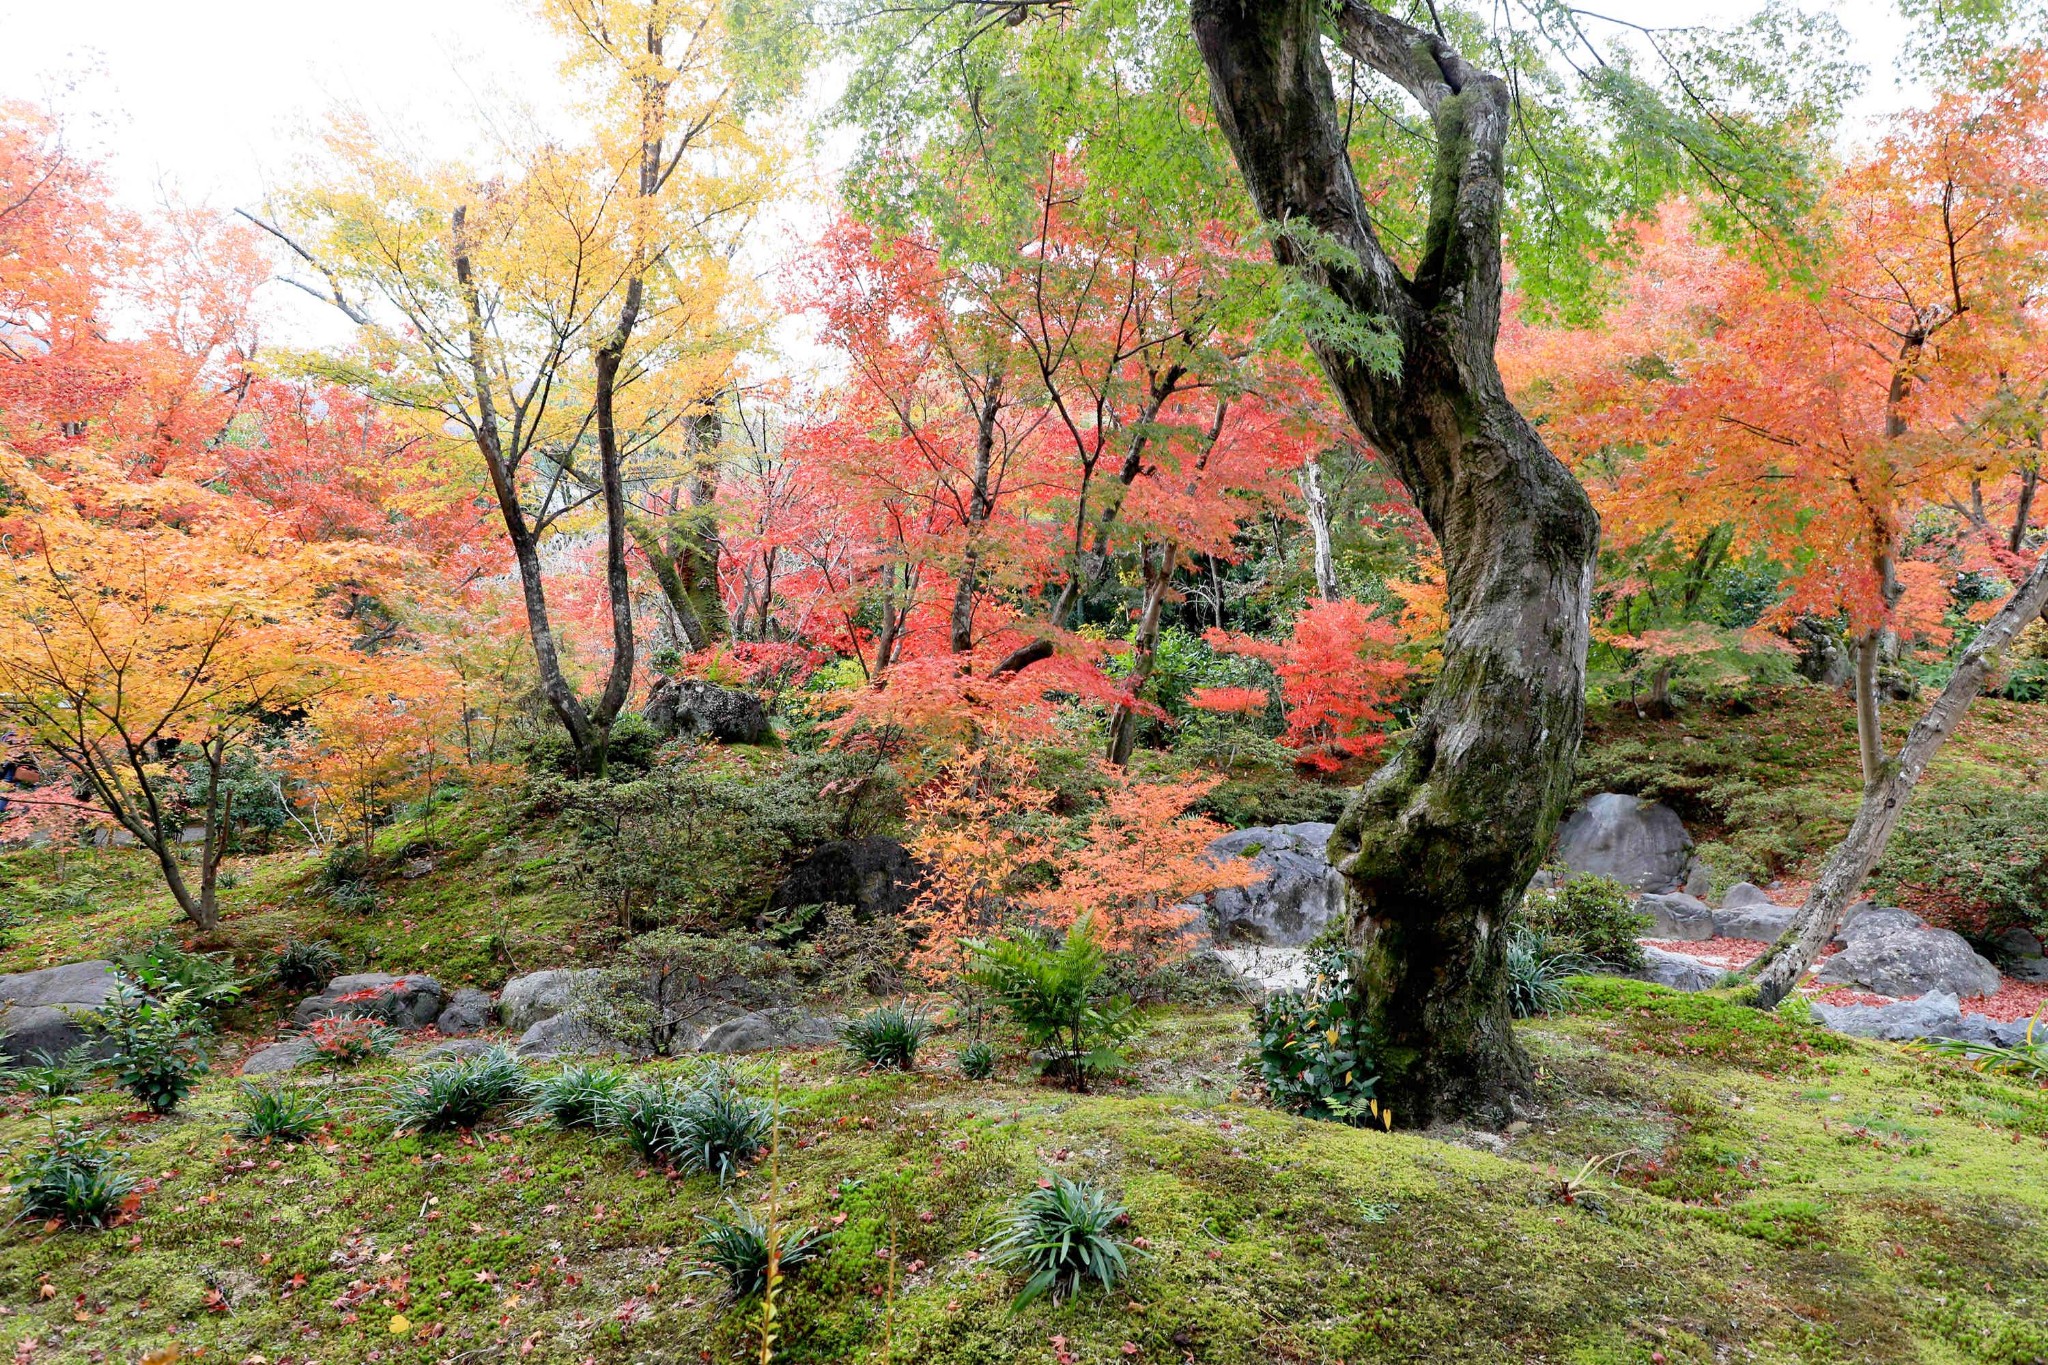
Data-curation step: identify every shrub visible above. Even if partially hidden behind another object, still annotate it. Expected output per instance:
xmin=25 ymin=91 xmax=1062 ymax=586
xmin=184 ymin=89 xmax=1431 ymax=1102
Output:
xmin=273 ymin=938 xmax=343 ymax=992
xmin=115 ymin=940 xmax=247 ymax=1015
xmin=840 ymin=1003 xmax=932 ymax=1070
xmin=986 ymin=1176 xmax=1133 ymax=1307
xmin=571 ymin=929 xmax=793 ymax=1056
xmin=9 ymin=1127 xmax=137 ymax=1228
xmin=1249 ymin=945 xmax=1380 ymax=1125
xmin=8 ymin=1045 xmax=98 ymax=1102
xmin=965 ymin=914 xmax=1142 ymax=1091
xmin=524 ymin=1064 xmax=633 ymax=1130
xmin=1518 ymin=874 xmax=1646 ymax=969
xmin=304 ymin=1015 xmax=401 ymax=1067
xmin=90 ymin=986 xmax=210 ymax=1114
xmin=957 ymin=1040 xmax=997 ymax=1080
xmin=605 ymin=1068 xmax=774 ymax=1179
xmin=1504 ymin=927 xmax=1600 ymax=1019
xmin=234 ymin=1082 xmax=328 ymax=1142
xmin=385 ymin=1047 xmax=531 ymax=1134
xmin=694 ymin=1203 xmax=830 ymax=1299
xmin=1870 ymin=786 xmax=2048 ymax=936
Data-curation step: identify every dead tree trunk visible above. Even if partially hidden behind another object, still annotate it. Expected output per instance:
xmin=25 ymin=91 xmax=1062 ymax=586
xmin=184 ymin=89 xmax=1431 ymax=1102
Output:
xmin=1748 ymin=545 xmax=2048 ymax=1006
xmin=1192 ymin=0 xmax=1600 ymax=1125
xmin=1300 ymin=455 xmax=1338 ymax=601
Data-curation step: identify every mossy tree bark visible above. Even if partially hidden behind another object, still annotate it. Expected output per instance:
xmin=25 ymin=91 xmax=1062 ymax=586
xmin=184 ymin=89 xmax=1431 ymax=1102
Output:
xmin=1190 ymin=0 xmax=1600 ymax=1125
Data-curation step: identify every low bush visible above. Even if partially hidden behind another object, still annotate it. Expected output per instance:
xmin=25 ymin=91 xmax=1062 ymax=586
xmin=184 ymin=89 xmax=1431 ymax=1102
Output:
xmin=956 ymin=1040 xmax=997 ymax=1080
xmin=385 ymin=1047 xmax=531 ymax=1134
xmin=1518 ymin=874 xmax=1646 ymax=970
xmin=273 ymin=938 xmax=343 ymax=993
xmin=605 ymin=1068 xmax=775 ymax=1179
xmin=90 ymin=987 xmax=210 ymax=1114
xmin=694 ymin=1203 xmax=830 ymax=1300
xmin=966 ymin=914 xmax=1141 ymax=1091
xmin=304 ymin=1015 xmax=401 ymax=1067
xmin=571 ymin=929 xmax=792 ymax=1056
xmin=1870 ymin=785 xmax=2048 ymax=936
xmin=840 ymin=1003 xmax=932 ymax=1070
xmin=9 ymin=1127 xmax=136 ymax=1228
xmin=986 ymin=1176 xmax=1133 ymax=1307
xmin=524 ymin=1064 xmax=633 ymax=1130
xmin=234 ymin=1082 xmax=328 ymax=1142
xmin=1249 ymin=944 xmax=1381 ymax=1125
xmin=115 ymin=940 xmax=246 ymax=1015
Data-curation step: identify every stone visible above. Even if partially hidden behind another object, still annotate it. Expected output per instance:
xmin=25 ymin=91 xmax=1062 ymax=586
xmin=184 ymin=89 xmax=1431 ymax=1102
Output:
xmin=1815 ymin=929 xmax=2001 ymax=1000
xmin=1212 ymin=945 xmax=1311 ymax=993
xmin=1713 ymin=905 xmax=1796 ymax=943
xmin=434 ymin=988 xmax=494 ymax=1037
xmin=290 ymin=973 xmax=444 ymax=1030
xmin=515 ymin=1013 xmax=638 ymax=1059
xmin=1637 ymin=892 xmax=1716 ymax=941
xmin=1720 ymin=882 xmax=1775 ymax=910
xmin=644 ymin=677 xmax=769 ymax=744
xmin=1812 ymin=990 xmax=1963 ymax=1041
xmin=1555 ymin=794 xmax=1695 ymax=892
xmin=1994 ymin=926 xmax=2045 ymax=960
xmin=1994 ymin=927 xmax=2048 ymax=981
xmin=498 ymin=969 xmax=593 ymax=1032
xmin=1202 ymin=823 xmax=1344 ymax=946
xmin=764 ymin=837 xmax=921 ymax=927
xmin=0 ymin=961 xmax=121 ymax=1063
xmin=1835 ymin=903 xmax=1920 ymax=944
xmin=697 ymin=1008 xmax=844 ymax=1055
xmin=1682 ymin=858 xmax=1712 ymax=900
xmin=417 ymin=1038 xmax=497 ymax=1063
xmin=1633 ymin=945 xmax=1724 ymax=992
xmin=238 ymin=1039 xmax=317 ymax=1076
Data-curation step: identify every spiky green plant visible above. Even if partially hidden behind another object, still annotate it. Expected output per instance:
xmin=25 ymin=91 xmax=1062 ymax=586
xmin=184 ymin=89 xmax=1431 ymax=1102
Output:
xmin=523 ymin=1063 xmax=634 ymax=1130
xmin=695 ymin=1203 xmax=829 ymax=1300
xmin=840 ymin=1003 xmax=933 ymax=1070
xmin=956 ymin=1040 xmax=997 ymax=1080
xmin=8 ymin=1126 xmax=137 ymax=1228
xmin=985 ymin=1175 xmax=1133 ymax=1307
xmin=384 ymin=1047 xmax=531 ymax=1134
xmin=233 ymin=1082 xmax=328 ymax=1143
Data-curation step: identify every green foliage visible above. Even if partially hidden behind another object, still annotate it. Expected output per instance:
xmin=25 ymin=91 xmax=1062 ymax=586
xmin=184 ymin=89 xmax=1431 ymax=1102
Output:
xmin=1915 ymin=1014 xmax=2048 ymax=1083
xmin=1249 ymin=945 xmax=1380 ymax=1125
xmin=1505 ymin=926 xmax=1601 ymax=1019
xmin=272 ymin=937 xmax=343 ymax=992
xmin=1870 ymin=785 xmax=2048 ymax=936
xmin=693 ymin=1202 xmax=830 ymax=1300
xmin=7 ymin=1126 xmax=136 ymax=1229
xmin=114 ymin=940 xmax=246 ymax=1015
xmin=985 ymin=1176 xmax=1133 ymax=1308
xmin=519 ymin=709 xmax=665 ymax=776
xmin=839 ymin=1002 xmax=932 ymax=1070
xmin=571 ymin=929 xmax=792 ymax=1056
xmin=604 ymin=1067 xmax=774 ymax=1180
xmin=233 ymin=1082 xmax=328 ymax=1143
xmin=89 ymin=985 xmax=210 ymax=1114
xmin=383 ymin=1047 xmax=532 ymax=1134
xmin=7 ymin=1045 xmax=97 ymax=1103
xmin=1518 ymin=874 xmax=1647 ymax=970
xmin=523 ymin=1063 xmax=634 ymax=1130
xmin=956 ymin=1039 xmax=996 ymax=1080
xmin=1195 ymin=770 xmax=1350 ymax=829
xmin=965 ymin=915 xmax=1142 ymax=1091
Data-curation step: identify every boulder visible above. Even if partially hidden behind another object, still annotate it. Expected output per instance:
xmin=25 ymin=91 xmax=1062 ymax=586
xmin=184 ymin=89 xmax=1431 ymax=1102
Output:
xmin=1835 ymin=904 xmax=1923 ymax=945
xmin=765 ymin=837 xmax=921 ymax=927
xmin=1555 ymin=793 xmax=1695 ymax=892
xmin=417 ymin=1038 xmax=497 ymax=1064
xmin=1814 ymin=929 xmax=2001 ymax=1000
xmin=1633 ymin=945 xmax=1724 ymax=992
xmin=1994 ymin=927 xmax=2048 ymax=983
xmin=498 ymin=969 xmax=592 ymax=1032
xmin=1713 ymin=905 xmax=1796 ymax=943
xmin=434 ymin=988 xmax=494 ymax=1037
xmin=290 ymin=973 xmax=444 ymax=1030
xmin=1203 ymin=823 xmax=1344 ymax=946
xmin=0 ymin=961 xmax=121 ymax=1063
xmin=1720 ymin=882 xmax=1775 ymax=910
xmin=1637 ymin=892 xmax=1716 ymax=941
xmin=1953 ymin=1013 xmax=2039 ymax=1049
xmin=1812 ymin=990 xmax=1963 ymax=1042
xmin=698 ymin=1009 xmax=843 ymax=1055
xmin=644 ymin=677 xmax=769 ymax=745
xmin=1681 ymin=858 xmax=1712 ymax=900
xmin=515 ymin=1013 xmax=638 ymax=1059
xmin=238 ymin=1039 xmax=317 ymax=1076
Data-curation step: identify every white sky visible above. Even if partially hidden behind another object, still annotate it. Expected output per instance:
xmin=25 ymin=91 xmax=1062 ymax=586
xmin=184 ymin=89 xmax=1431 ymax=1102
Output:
xmin=0 ymin=0 xmax=1920 ymax=353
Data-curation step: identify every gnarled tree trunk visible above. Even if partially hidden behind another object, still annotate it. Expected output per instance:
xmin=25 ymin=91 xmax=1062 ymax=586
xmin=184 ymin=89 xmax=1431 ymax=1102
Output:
xmin=1191 ymin=0 xmax=1600 ymax=1125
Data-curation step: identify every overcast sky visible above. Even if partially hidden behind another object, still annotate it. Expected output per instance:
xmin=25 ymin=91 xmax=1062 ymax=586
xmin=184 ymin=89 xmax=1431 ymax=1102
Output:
xmin=0 ymin=0 xmax=1920 ymax=352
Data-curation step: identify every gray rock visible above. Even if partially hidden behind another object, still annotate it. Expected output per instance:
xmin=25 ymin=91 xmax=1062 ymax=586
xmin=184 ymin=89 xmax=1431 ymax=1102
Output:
xmin=290 ymin=973 xmax=444 ymax=1030
xmin=417 ymin=1038 xmax=497 ymax=1063
xmin=1835 ymin=903 xmax=1919 ymax=944
xmin=1633 ymin=945 xmax=1724 ymax=992
xmin=1815 ymin=929 xmax=2001 ymax=1000
xmin=697 ymin=1009 xmax=842 ymax=1055
xmin=435 ymin=988 xmax=494 ymax=1037
xmin=498 ymin=969 xmax=593 ymax=1032
xmin=515 ymin=1012 xmax=638 ymax=1059
xmin=1638 ymin=892 xmax=1716 ymax=941
xmin=1812 ymin=990 xmax=1963 ymax=1041
xmin=1720 ymin=882 xmax=1775 ymax=910
xmin=1555 ymin=793 xmax=1694 ymax=892
xmin=1994 ymin=926 xmax=2045 ymax=960
xmin=1203 ymin=823 xmax=1344 ymax=946
xmin=0 ymin=961 xmax=121 ymax=1063
xmin=765 ymin=837 xmax=921 ymax=928
xmin=1994 ymin=927 xmax=2048 ymax=981
xmin=645 ymin=677 xmax=769 ymax=744
xmin=1682 ymin=858 xmax=1712 ymax=900
xmin=1713 ymin=905 xmax=1797 ymax=943
xmin=239 ymin=1039 xmax=317 ymax=1076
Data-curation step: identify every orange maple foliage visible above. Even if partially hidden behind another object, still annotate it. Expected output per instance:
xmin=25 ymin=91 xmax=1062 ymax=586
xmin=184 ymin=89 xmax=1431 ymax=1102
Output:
xmin=1205 ymin=599 xmax=1408 ymax=771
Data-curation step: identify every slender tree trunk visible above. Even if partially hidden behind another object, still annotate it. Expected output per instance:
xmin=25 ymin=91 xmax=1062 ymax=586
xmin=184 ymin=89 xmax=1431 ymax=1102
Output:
xmin=1107 ymin=542 xmax=1174 ymax=766
xmin=1193 ymin=0 xmax=1600 ymax=1125
xmin=2014 ymin=464 xmax=2039 ymax=555
xmin=951 ymin=380 xmax=1004 ymax=652
xmin=1300 ymin=455 xmax=1338 ymax=601
xmin=1852 ymin=629 xmax=1886 ymax=793
xmin=1750 ymin=545 xmax=2048 ymax=1005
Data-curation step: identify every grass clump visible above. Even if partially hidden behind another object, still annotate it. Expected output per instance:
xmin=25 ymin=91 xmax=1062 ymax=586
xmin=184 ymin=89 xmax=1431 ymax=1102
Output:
xmin=986 ymin=1175 xmax=1134 ymax=1307
xmin=272 ymin=937 xmax=343 ymax=992
xmin=233 ymin=1082 xmax=328 ymax=1142
xmin=304 ymin=1015 xmax=401 ymax=1067
xmin=956 ymin=1039 xmax=996 ymax=1080
xmin=839 ymin=1002 xmax=932 ymax=1071
xmin=1505 ymin=926 xmax=1601 ymax=1019
xmin=385 ymin=1046 xmax=531 ymax=1134
xmin=694 ymin=1202 xmax=830 ymax=1299
xmin=523 ymin=1063 xmax=634 ymax=1130
xmin=8 ymin=1126 xmax=136 ymax=1229
xmin=605 ymin=1067 xmax=775 ymax=1178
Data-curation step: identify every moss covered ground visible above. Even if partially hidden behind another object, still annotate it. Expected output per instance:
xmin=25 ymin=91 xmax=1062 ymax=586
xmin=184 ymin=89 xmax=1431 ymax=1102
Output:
xmin=0 ymin=982 xmax=2042 ymax=1365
